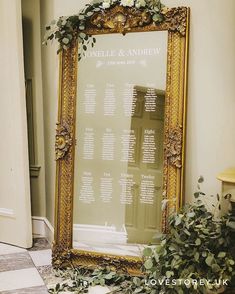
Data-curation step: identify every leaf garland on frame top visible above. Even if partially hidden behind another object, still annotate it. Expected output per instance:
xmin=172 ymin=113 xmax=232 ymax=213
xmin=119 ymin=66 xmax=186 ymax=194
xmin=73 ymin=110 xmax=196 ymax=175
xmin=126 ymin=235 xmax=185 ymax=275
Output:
xmin=44 ymin=0 xmax=167 ymax=60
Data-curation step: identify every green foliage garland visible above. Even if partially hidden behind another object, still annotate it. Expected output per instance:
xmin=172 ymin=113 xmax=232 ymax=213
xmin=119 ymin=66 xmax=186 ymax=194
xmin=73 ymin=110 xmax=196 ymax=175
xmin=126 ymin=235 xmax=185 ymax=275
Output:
xmin=44 ymin=0 xmax=166 ymax=60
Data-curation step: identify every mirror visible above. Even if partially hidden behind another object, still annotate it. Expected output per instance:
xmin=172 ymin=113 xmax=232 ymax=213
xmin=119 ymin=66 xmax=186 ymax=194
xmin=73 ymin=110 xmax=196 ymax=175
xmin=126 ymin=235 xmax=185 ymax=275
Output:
xmin=52 ymin=4 xmax=189 ymax=274
xmin=73 ymin=31 xmax=168 ymax=256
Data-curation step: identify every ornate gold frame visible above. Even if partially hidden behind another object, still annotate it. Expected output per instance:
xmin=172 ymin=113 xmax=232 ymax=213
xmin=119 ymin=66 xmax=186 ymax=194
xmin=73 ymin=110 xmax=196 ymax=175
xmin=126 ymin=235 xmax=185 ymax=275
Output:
xmin=53 ymin=5 xmax=190 ymax=275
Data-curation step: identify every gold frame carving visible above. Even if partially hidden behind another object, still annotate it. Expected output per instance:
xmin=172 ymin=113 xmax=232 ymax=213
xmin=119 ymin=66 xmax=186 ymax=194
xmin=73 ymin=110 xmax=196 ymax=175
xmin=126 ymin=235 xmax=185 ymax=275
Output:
xmin=53 ymin=5 xmax=190 ymax=274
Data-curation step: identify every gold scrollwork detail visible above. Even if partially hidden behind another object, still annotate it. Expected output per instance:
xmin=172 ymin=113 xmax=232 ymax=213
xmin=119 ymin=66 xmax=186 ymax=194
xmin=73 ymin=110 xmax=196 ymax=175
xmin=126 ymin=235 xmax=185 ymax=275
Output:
xmin=52 ymin=242 xmax=72 ymax=268
xmin=88 ymin=6 xmax=187 ymax=36
xmin=165 ymin=126 xmax=183 ymax=169
xmin=71 ymin=249 xmax=142 ymax=275
xmin=164 ymin=7 xmax=187 ymax=36
xmin=90 ymin=6 xmax=152 ymax=33
xmin=55 ymin=123 xmax=73 ymax=160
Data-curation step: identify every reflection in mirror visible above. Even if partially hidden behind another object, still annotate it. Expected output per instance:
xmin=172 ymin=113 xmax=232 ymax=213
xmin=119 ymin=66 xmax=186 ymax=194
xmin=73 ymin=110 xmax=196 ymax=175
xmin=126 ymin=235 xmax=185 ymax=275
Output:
xmin=73 ymin=31 xmax=168 ymax=257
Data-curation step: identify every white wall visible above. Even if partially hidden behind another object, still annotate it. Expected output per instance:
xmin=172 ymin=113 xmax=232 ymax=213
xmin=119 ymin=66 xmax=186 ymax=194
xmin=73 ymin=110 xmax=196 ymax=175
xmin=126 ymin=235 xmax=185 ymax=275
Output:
xmin=0 ymin=0 xmax=32 ymax=247
xmin=40 ymin=0 xmax=235 ymax=225
xmin=163 ymin=0 xmax=235 ymax=201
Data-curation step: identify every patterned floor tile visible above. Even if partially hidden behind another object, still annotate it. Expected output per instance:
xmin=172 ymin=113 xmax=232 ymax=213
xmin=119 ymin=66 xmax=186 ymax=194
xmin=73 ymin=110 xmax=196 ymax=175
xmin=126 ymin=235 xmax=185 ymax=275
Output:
xmin=29 ymin=249 xmax=52 ymax=267
xmin=37 ymin=265 xmax=64 ymax=286
xmin=0 ymin=268 xmax=44 ymax=291
xmin=0 ymin=243 xmax=27 ymax=255
xmin=0 ymin=252 xmax=34 ymax=272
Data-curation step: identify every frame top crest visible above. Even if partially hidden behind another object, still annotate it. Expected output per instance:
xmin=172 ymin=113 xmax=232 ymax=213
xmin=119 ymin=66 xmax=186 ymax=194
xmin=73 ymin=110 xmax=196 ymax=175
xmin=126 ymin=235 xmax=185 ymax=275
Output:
xmin=85 ymin=5 xmax=187 ymax=36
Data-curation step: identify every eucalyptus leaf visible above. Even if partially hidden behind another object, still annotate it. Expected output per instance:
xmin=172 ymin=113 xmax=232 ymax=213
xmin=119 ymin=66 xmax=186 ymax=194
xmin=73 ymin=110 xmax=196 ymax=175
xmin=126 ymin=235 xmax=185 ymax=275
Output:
xmin=194 ymin=192 xmax=200 ymax=199
xmin=195 ymin=238 xmax=201 ymax=246
xmin=166 ymin=271 xmax=174 ymax=278
xmin=205 ymin=255 xmax=214 ymax=266
xmin=212 ymin=264 xmax=221 ymax=273
xmin=144 ymin=259 xmax=153 ymax=270
xmin=175 ymin=216 xmax=181 ymax=226
xmin=198 ymin=176 xmax=204 ymax=183
xmin=152 ymin=13 xmax=163 ymax=22
xmin=195 ymin=252 xmax=200 ymax=262
xmin=62 ymin=37 xmax=70 ymax=44
xmin=133 ymin=277 xmax=141 ymax=286
xmin=143 ymin=247 xmax=152 ymax=257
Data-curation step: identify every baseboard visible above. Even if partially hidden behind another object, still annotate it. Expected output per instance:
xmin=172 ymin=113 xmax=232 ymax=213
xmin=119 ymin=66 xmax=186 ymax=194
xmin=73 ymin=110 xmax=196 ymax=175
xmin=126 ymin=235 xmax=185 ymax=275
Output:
xmin=73 ymin=223 xmax=127 ymax=244
xmin=32 ymin=216 xmax=54 ymax=244
xmin=32 ymin=218 xmax=127 ymax=245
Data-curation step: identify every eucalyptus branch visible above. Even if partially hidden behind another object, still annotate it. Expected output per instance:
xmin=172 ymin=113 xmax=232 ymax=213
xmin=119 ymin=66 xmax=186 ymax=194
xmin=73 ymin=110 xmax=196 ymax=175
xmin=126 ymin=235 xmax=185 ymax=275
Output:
xmin=44 ymin=0 xmax=166 ymax=60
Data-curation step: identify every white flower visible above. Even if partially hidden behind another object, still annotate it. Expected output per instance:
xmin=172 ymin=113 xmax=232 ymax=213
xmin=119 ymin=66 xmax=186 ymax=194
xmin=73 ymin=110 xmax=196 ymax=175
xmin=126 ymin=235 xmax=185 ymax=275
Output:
xmin=135 ymin=0 xmax=146 ymax=8
xmin=102 ymin=0 xmax=112 ymax=9
xmin=120 ymin=0 xmax=135 ymax=7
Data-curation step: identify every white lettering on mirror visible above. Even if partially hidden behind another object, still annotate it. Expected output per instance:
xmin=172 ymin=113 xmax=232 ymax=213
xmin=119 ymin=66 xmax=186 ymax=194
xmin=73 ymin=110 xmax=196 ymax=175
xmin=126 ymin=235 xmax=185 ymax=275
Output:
xmin=84 ymin=47 xmax=161 ymax=58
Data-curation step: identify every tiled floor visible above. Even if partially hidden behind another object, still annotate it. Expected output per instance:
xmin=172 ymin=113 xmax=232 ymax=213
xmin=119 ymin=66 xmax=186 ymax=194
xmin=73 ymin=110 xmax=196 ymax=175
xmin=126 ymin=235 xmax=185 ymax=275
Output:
xmin=0 ymin=238 xmax=110 ymax=294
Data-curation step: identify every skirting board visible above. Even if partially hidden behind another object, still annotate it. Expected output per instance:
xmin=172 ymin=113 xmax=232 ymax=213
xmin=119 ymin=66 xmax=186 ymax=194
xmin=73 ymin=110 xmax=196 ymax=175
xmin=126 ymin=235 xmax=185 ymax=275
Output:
xmin=32 ymin=216 xmax=54 ymax=244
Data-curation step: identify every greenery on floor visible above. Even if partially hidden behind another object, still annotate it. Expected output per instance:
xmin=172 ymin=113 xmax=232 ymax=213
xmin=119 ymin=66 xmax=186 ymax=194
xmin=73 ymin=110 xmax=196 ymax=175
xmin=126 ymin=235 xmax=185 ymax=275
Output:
xmin=48 ymin=178 xmax=235 ymax=293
